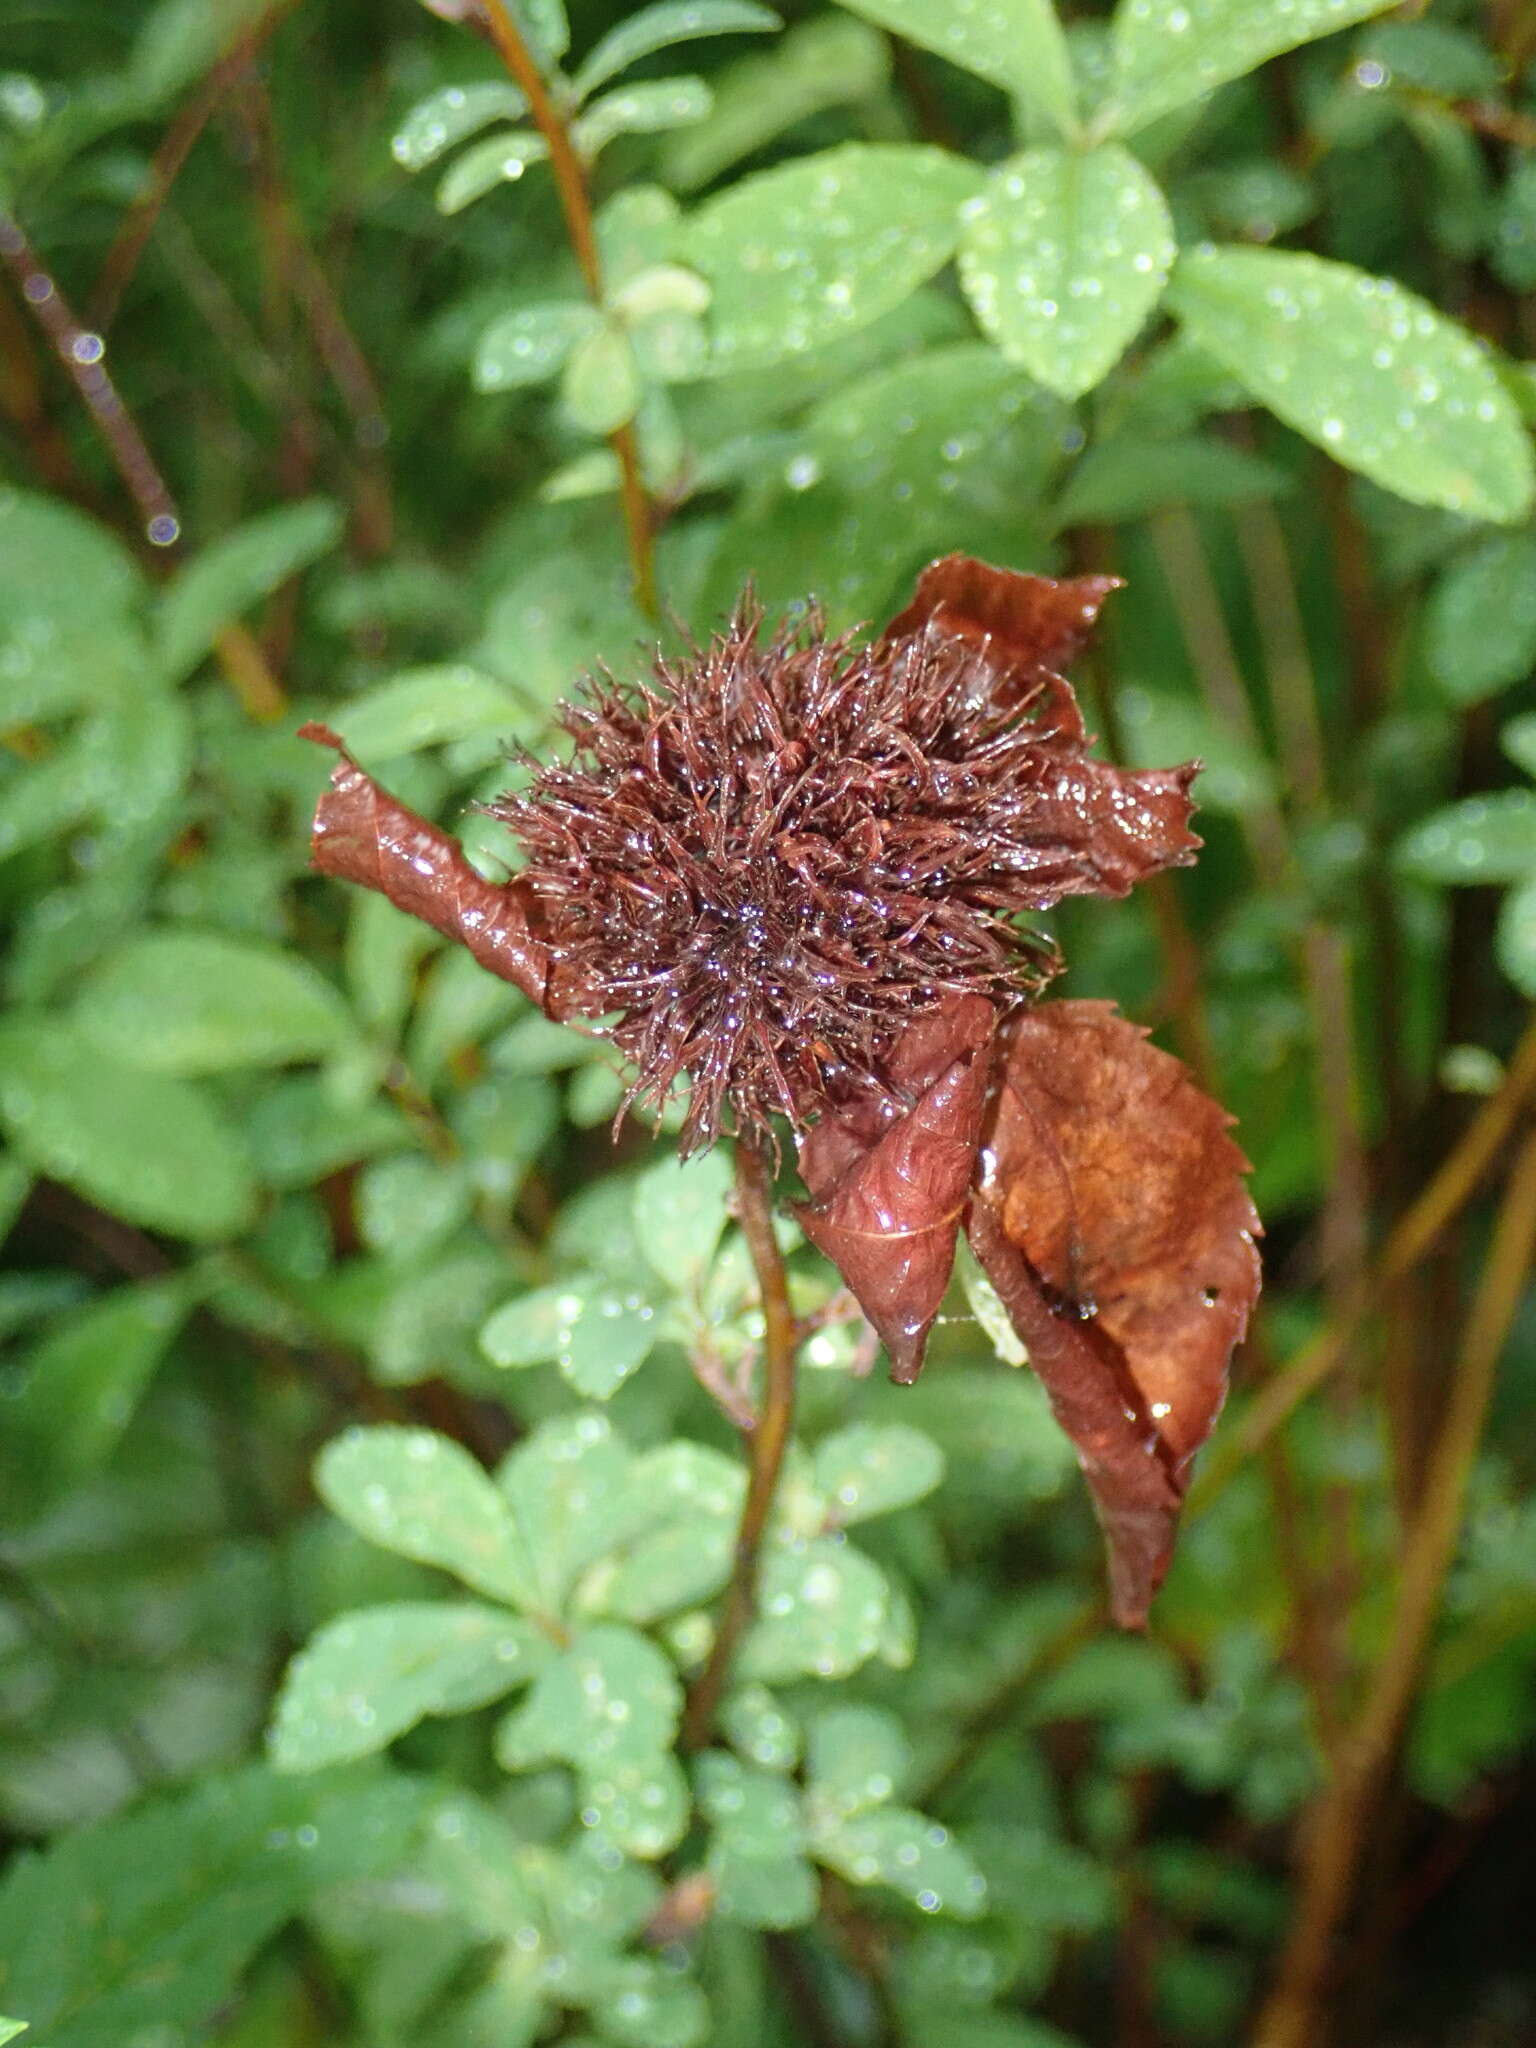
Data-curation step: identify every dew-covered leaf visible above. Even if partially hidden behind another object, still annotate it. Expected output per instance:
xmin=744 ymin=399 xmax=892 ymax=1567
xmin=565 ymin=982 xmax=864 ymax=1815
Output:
xmin=0 ymin=694 xmax=190 ymax=864
xmin=632 ymin=1146 xmax=735 ymax=1287
xmin=74 ymin=928 xmax=350 ymax=1074
xmin=834 ymin=0 xmax=1076 ymax=134
xmin=392 ymin=80 xmax=528 ymax=171
xmin=481 ymin=1277 xmax=658 ymax=1400
xmin=475 ymin=301 xmax=602 ymax=392
xmin=497 ymin=1413 xmax=655 ymax=1612
xmin=156 ymin=499 xmax=343 ymax=685
xmin=805 ymin=1704 xmax=910 ymax=1818
xmin=571 ymin=0 xmax=779 ymax=102
xmin=495 ymin=1623 xmax=681 ymax=1769
xmin=0 ymin=1017 xmax=257 ymax=1242
xmin=1167 ymin=246 xmax=1535 ymax=523
xmin=958 ymin=145 xmax=1174 ymax=399
xmin=356 ymin=1153 xmax=474 ymax=1262
xmin=697 ymin=1752 xmax=816 ymax=1928
xmin=968 ymin=1001 xmax=1261 ymax=1626
xmin=317 ymin=1426 xmax=539 ymax=1611
xmin=436 ymin=129 xmax=551 ymax=214
xmin=268 ymin=1602 xmax=546 ymax=1770
xmin=812 ymin=1423 xmax=945 ymax=1526
xmin=1396 ymin=792 xmax=1536 ymax=886
xmin=812 ymin=1806 xmax=987 ymax=1918
xmin=685 ymin=144 xmax=980 ymax=374
xmin=1503 ymin=715 xmax=1536 ymax=782
xmin=572 ymin=77 xmax=713 ymax=162
xmin=589 ymin=1957 xmax=709 ymax=2047
xmin=1106 ymin=0 xmax=1400 ymax=137
xmin=739 ymin=1536 xmax=890 ymax=1681
xmin=1424 ymin=532 xmax=1536 ymax=706
xmin=580 ymin=1751 xmax=692 ymax=1860
xmin=721 ymin=1683 xmax=801 ymax=1771
xmin=0 ymin=487 xmax=144 ymax=634
xmin=1052 ymin=433 xmax=1289 ymax=528
xmin=1496 ymin=876 xmax=1536 ymax=997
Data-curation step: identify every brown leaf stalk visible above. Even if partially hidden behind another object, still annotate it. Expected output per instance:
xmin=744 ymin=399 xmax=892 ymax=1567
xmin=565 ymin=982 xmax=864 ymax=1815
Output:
xmin=1251 ymin=1122 xmax=1536 ymax=2048
xmin=680 ymin=1136 xmax=800 ymax=1747
xmin=477 ymin=0 xmax=657 ymax=617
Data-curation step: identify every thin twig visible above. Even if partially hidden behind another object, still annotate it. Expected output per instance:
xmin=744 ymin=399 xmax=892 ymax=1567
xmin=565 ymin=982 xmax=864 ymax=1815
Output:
xmin=1251 ymin=1123 xmax=1536 ymax=2048
xmin=680 ymin=1137 xmax=799 ymax=1748
xmin=476 ymin=0 xmax=658 ymax=617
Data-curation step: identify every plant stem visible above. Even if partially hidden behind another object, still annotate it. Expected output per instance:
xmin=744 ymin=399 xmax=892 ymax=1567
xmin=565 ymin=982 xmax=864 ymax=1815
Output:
xmin=681 ymin=1137 xmax=799 ymax=1748
xmin=477 ymin=0 xmax=658 ymax=618
xmin=1251 ymin=1122 xmax=1536 ymax=2048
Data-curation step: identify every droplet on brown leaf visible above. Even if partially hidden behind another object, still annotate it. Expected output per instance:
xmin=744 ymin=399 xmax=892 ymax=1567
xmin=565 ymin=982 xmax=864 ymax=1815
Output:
xmin=968 ymin=1000 xmax=1262 ymax=1624
xmin=796 ymin=995 xmax=996 ymax=1384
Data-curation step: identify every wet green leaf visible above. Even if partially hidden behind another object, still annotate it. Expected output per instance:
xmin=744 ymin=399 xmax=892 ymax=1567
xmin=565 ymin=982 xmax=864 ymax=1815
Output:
xmin=75 ymin=928 xmax=350 ymax=1074
xmin=1106 ymin=0 xmax=1399 ymax=137
xmin=561 ymin=323 xmax=642 ymax=434
xmin=1167 ymin=246 xmax=1535 ymax=523
xmin=497 ymin=1413 xmax=655 ymax=1611
xmin=436 ymin=129 xmax=551 ymax=214
xmin=572 ymin=0 xmax=779 ymax=102
xmin=834 ymin=0 xmax=1077 ymax=136
xmin=958 ymin=145 xmax=1173 ymax=399
xmin=1052 ymin=433 xmax=1289 ymax=527
xmin=392 ymin=80 xmax=528 ymax=171
xmin=739 ymin=1536 xmax=890 ymax=1681
xmin=475 ymin=302 xmax=602 ymax=392
xmin=156 ymin=500 xmax=343 ymax=684
xmin=813 ymin=1423 xmax=945 ymax=1525
xmin=698 ymin=1752 xmax=815 ymax=1927
xmin=0 ymin=489 xmax=143 ymax=631
xmin=1496 ymin=876 xmax=1536 ymax=997
xmin=481 ymin=1277 xmax=659 ymax=1399
xmin=573 ymin=77 xmax=713 ymax=160
xmin=632 ymin=1146 xmax=735 ymax=1286
xmin=318 ymin=1425 xmax=540 ymax=1611
xmin=806 ymin=1705 xmax=911 ymax=1818
xmin=356 ymin=1153 xmax=473 ymax=1262
xmin=1424 ymin=533 xmax=1536 ymax=706
xmin=1396 ymin=792 xmax=1536 ymax=886
xmin=328 ymin=664 xmax=526 ymax=751
xmin=686 ymin=144 xmax=980 ymax=373
xmin=589 ymin=1958 xmax=709 ymax=2048
xmin=721 ymin=1684 xmax=801 ymax=1771
xmin=0 ymin=1018 xmax=257 ymax=1241
xmin=268 ymin=1603 xmax=545 ymax=1769
xmin=812 ymin=1805 xmax=988 ymax=1918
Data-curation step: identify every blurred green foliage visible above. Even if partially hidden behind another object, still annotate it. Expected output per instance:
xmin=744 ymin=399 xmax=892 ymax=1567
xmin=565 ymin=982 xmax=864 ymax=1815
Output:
xmin=1 ymin=0 xmax=1535 ymax=2044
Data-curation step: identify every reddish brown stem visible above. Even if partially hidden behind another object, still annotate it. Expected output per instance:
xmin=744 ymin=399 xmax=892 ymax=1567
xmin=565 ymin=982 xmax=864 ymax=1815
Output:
xmin=476 ymin=0 xmax=658 ymax=617
xmin=680 ymin=1137 xmax=799 ymax=1747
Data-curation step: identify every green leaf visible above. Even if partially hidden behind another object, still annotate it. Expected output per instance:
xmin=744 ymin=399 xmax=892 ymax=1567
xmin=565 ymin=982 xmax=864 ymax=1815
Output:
xmin=357 ymin=1153 xmax=473 ymax=1262
xmin=663 ymin=14 xmax=888 ymax=190
xmin=806 ymin=1704 xmax=911 ymax=1817
xmin=813 ymin=1423 xmax=945 ymax=1525
xmin=685 ymin=144 xmax=980 ymax=374
xmin=957 ymin=145 xmax=1173 ymax=400
xmin=420 ymin=1793 xmax=544 ymax=1940
xmin=391 ymin=80 xmax=529 ymax=171
xmin=721 ymin=1683 xmax=801 ymax=1771
xmin=0 ymin=1156 xmax=30 ymax=1251
xmin=589 ymin=1958 xmax=708 ymax=2048
xmin=632 ymin=1147 xmax=735 ymax=1286
xmin=436 ymin=129 xmax=551 ymax=214
xmin=833 ymin=0 xmax=1077 ymax=137
xmin=128 ymin=0 xmax=273 ymax=107
xmin=328 ymin=663 xmax=527 ymax=751
xmin=0 ymin=2019 xmax=26 ymax=2045
xmin=480 ymin=1276 xmax=658 ymax=1400
xmin=1396 ymin=792 xmax=1536 ymax=886
xmin=581 ymin=1441 xmax=743 ymax=1621
xmin=0 ymin=1764 xmax=430 ymax=2048
xmin=812 ymin=1806 xmax=988 ymax=1917
xmin=581 ymin=1751 xmax=692 ymax=1860
xmin=562 ymin=324 xmax=642 ymax=434
xmin=0 ymin=491 xmax=143 ymax=633
xmin=0 ymin=694 xmax=190 ymax=864
xmin=1496 ymin=875 xmax=1536 ymax=997
xmin=475 ymin=301 xmax=602 ymax=392
xmin=739 ymin=1536 xmax=890 ymax=1681
xmin=698 ymin=1752 xmax=816 ymax=1928
xmin=0 ymin=1276 xmax=194 ymax=1519
xmin=1166 ymin=247 xmax=1536 ymax=524
xmin=74 ymin=928 xmax=350 ymax=1074
xmin=1492 ymin=157 xmax=1536 ymax=294
xmin=1424 ymin=533 xmax=1536 ymax=706
xmin=498 ymin=1412 xmax=656 ymax=1612
xmin=1503 ymin=714 xmax=1536 ymax=782
xmin=572 ymin=77 xmax=713 ymax=160
xmin=1052 ymin=433 xmax=1289 ymax=527
xmin=572 ymin=0 xmax=779 ymax=102
xmin=0 ymin=1017 xmax=257 ymax=1241
xmin=269 ymin=1602 xmax=545 ymax=1769
xmin=317 ymin=1425 xmax=540 ymax=1611
xmin=506 ymin=0 xmax=570 ymax=66
xmin=1105 ymin=0 xmax=1399 ymax=137
xmin=155 ymin=499 xmax=343 ymax=684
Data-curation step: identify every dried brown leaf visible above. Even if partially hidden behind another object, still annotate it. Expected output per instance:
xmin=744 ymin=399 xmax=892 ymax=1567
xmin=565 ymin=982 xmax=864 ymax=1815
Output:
xmin=969 ymin=1000 xmax=1261 ymax=1624
xmin=796 ymin=994 xmax=996 ymax=1384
